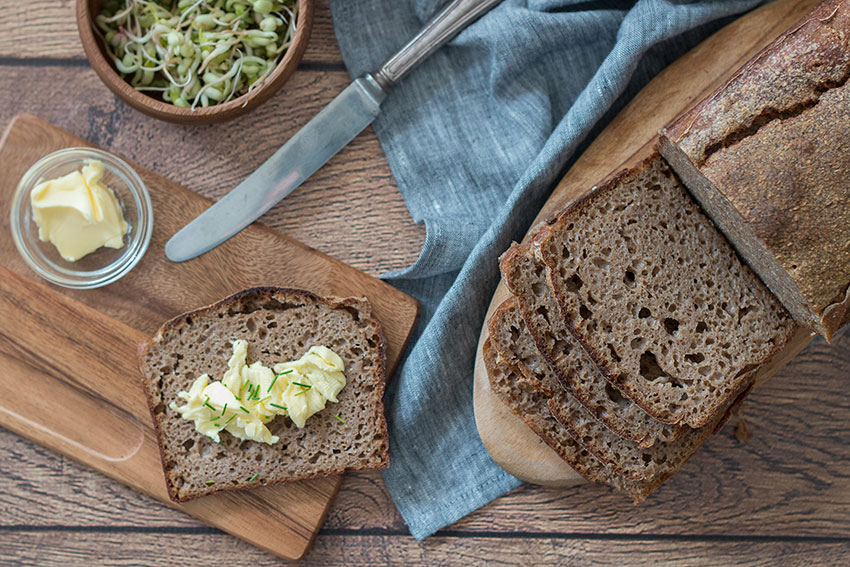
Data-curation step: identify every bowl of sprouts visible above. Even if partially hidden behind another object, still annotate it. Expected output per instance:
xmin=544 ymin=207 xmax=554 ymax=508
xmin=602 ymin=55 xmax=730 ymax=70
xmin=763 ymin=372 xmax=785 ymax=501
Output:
xmin=77 ymin=0 xmax=313 ymax=124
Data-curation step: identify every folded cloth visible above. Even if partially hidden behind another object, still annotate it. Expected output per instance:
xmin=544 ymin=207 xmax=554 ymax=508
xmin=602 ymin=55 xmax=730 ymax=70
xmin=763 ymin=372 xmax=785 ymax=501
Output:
xmin=330 ymin=0 xmax=763 ymax=540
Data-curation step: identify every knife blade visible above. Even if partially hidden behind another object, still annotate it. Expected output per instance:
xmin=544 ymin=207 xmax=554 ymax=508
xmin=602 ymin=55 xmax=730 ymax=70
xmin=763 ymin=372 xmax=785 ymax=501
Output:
xmin=165 ymin=75 xmax=386 ymax=262
xmin=166 ymin=0 xmax=502 ymax=262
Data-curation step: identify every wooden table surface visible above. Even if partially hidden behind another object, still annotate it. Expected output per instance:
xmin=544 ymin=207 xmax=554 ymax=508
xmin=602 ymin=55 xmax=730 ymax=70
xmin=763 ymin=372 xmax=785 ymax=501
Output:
xmin=1 ymin=1 xmax=849 ymax=565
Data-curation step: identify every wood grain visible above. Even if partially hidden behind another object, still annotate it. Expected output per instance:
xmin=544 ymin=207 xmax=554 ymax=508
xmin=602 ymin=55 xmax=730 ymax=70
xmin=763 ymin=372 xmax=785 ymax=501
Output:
xmin=0 ymin=0 xmax=346 ymax=65
xmin=0 ymin=115 xmax=418 ymax=560
xmin=2 ymin=0 xmax=848 ymax=564
xmin=1 ymin=531 xmax=848 ymax=567
xmin=473 ymin=0 xmax=825 ymax=483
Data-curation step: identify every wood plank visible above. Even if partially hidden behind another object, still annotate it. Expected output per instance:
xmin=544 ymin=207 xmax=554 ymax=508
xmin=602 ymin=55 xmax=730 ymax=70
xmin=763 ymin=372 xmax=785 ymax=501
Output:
xmin=0 ymin=0 xmax=346 ymax=65
xmin=0 ymin=114 xmax=418 ymax=361
xmin=0 ymin=65 xmax=424 ymax=275
xmin=0 ymin=114 xmax=418 ymax=560
xmin=0 ymin=266 xmax=340 ymax=560
xmin=0 ymin=531 xmax=847 ymax=566
xmin=2 ymin=332 xmax=848 ymax=538
xmin=473 ymin=0 xmax=825 ymax=483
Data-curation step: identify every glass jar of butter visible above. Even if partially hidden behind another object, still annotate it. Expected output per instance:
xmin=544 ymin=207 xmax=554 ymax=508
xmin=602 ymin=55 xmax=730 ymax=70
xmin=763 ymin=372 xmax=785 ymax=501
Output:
xmin=10 ymin=147 xmax=153 ymax=289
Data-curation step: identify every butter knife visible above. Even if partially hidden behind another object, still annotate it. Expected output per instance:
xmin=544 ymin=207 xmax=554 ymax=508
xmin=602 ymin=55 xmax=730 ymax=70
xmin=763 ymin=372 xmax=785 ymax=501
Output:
xmin=166 ymin=0 xmax=503 ymax=262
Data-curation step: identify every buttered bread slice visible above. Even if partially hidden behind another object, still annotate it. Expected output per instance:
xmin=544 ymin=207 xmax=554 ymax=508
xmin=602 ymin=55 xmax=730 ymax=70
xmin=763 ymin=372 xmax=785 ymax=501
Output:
xmin=139 ymin=287 xmax=389 ymax=502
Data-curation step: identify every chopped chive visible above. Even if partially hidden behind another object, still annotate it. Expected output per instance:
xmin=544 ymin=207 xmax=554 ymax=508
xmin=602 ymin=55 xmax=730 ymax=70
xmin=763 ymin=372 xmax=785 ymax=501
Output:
xmin=270 ymin=403 xmax=287 ymax=411
xmin=224 ymin=415 xmax=236 ymax=425
xmin=203 ymin=401 xmax=217 ymax=411
xmin=269 ymin=369 xmax=293 ymax=393
xmin=221 ymin=403 xmax=228 ymax=416
xmin=248 ymin=473 xmax=258 ymax=482
xmin=205 ymin=480 xmax=214 ymax=485
xmin=246 ymin=384 xmax=255 ymax=398
xmin=292 ymin=382 xmax=311 ymax=389
xmin=240 ymin=406 xmax=250 ymax=414
xmin=333 ymin=414 xmax=346 ymax=424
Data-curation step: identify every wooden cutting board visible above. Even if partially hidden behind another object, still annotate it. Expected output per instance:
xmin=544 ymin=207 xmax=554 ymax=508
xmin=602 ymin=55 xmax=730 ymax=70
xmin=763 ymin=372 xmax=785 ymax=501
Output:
xmin=473 ymin=0 xmax=821 ymax=486
xmin=0 ymin=114 xmax=419 ymax=561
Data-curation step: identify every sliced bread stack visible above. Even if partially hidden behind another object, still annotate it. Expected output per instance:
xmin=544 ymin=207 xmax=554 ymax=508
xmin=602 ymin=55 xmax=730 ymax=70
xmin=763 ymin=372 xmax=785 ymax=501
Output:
xmin=484 ymin=0 xmax=848 ymax=500
xmin=485 ymin=152 xmax=797 ymax=502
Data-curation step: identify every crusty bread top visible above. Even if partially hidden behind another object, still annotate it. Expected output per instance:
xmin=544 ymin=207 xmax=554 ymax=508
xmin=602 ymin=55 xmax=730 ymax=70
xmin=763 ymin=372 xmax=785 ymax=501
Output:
xmin=660 ymin=0 xmax=850 ymax=335
xmin=663 ymin=0 xmax=850 ymax=165
xmin=535 ymin=154 xmax=795 ymax=428
xmin=138 ymin=287 xmax=389 ymax=502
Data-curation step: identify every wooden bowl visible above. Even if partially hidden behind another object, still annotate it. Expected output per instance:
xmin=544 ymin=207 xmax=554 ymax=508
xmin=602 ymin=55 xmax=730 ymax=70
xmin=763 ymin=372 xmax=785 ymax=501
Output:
xmin=76 ymin=0 xmax=314 ymax=125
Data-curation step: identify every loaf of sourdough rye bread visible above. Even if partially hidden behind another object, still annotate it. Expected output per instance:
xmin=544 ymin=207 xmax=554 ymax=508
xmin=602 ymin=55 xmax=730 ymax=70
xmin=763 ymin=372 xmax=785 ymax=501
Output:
xmin=138 ymin=287 xmax=389 ymax=502
xmin=659 ymin=0 xmax=850 ymax=340
xmin=536 ymin=152 xmax=796 ymax=428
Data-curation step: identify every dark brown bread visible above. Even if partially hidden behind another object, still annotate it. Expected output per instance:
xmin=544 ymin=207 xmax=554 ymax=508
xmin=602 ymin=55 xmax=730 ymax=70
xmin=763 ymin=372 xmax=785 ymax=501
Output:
xmin=536 ymin=153 xmax=796 ymax=428
xmin=482 ymin=338 xmax=656 ymax=502
xmin=547 ymin=388 xmax=742 ymax=484
xmin=138 ymin=287 xmax=389 ymax=502
xmin=659 ymin=0 xmax=850 ymax=340
xmin=488 ymin=297 xmax=724 ymax=492
xmin=499 ymin=242 xmax=685 ymax=448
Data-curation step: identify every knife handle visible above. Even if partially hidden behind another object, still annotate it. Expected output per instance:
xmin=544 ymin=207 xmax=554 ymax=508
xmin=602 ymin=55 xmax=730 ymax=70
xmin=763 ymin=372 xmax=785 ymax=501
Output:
xmin=371 ymin=0 xmax=503 ymax=90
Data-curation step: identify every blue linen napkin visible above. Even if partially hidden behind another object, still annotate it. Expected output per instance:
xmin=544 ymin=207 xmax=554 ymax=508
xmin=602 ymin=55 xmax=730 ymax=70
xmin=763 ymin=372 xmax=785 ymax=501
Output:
xmin=329 ymin=0 xmax=763 ymax=540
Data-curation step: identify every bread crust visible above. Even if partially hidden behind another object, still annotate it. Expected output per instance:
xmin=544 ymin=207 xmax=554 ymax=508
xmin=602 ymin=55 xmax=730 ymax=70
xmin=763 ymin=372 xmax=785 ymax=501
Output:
xmin=534 ymin=154 xmax=795 ymax=428
xmin=494 ymin=256 xmax=686 ymax=448
xmin=138 ymin=287 xmax=389 ymax=502
xmin=660 ymin=0 xmax=850 ymax=339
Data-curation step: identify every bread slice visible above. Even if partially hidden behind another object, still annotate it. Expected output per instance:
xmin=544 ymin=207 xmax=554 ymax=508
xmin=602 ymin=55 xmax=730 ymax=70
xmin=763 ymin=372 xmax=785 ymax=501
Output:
xmin=488 ymin=297 xmax=725 ymax=493
xmin=483 ymin=338 xmax=657 ymax=502
xmin=535 ymin=152 xmax=796 ymax=428
xmin=499 ymin=242 xmax=684 ymax=448
xmin=659 ymin=0 xmax=850 ymax=340
xmin=482 ymin=338 xmax=610 ymax=484
xmin=138 ymin=287 xmax=389 ymax=502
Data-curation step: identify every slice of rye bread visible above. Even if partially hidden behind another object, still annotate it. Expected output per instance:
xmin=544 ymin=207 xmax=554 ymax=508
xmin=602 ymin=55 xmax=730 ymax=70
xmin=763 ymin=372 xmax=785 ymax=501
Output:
xmin=535 ymin=152 xmax=796 ymax=428
xmin=499 ymin=242 xmax=685 ymax=448
xmin=488 ymin=296 xmax=725 ymax=486
xmin=482 ymin=339 xmax=656 ymax=502
xmin=138 ymin=287 xmax=390 ymax=502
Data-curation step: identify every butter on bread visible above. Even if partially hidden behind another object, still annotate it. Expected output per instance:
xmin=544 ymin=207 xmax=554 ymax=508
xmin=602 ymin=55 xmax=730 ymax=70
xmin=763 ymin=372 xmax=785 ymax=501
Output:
xmin=138 ymin=287 xmax=389 ymax=502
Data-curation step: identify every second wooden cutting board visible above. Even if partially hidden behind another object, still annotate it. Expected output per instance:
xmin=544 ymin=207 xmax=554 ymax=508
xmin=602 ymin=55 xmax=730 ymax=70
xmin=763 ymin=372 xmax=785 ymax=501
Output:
xmin=473 ymin=0 xmax=821 ymax=485
xmin=0 ymin=114 xmax=419 ymax=561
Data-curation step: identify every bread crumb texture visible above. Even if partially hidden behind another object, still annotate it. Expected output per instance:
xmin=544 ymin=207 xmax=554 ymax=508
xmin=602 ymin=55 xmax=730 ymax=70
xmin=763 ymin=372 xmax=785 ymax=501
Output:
xmin=138 ymin=288 xmax=389 ymax=502
xmin=538 ymin=155 xmax=795 ymax=428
